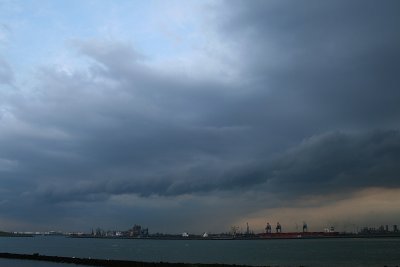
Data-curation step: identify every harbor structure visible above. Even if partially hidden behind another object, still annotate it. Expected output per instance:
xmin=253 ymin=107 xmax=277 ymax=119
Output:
xmin=276 ymin=222 xmax=282 ymax=233
xmin=303 ymin=222 xmax=308 ymax=233
xmin=265 ymin=222 xmax=272 ymax=234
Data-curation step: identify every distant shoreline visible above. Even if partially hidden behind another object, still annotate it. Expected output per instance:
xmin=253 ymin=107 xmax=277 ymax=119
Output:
xmin=0 ymin=231 xmax=33 ymax=237
xmin=67 ymin=233 xmax=400 ymax=241
xmin=0 ymin=252 xmax=283 ymax=267
xmin=2 ymin=231 xmax=400 ymax=240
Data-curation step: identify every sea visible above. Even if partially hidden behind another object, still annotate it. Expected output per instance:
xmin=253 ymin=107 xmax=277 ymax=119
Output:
xmin=0 ymin=236 xmax=400 ymax=267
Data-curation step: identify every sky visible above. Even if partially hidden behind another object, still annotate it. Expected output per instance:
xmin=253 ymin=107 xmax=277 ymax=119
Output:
xmin=0 ymin=0 xmax=400 ymax=234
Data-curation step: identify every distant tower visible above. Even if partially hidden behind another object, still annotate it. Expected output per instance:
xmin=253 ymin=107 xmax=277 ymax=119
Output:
xmin=276 ymin=222 xmax=282 ymax=233
xmin=265 ymin=222 xmax=272 ymax=234
xmin=246 ymin=222 xmax=250 ymax=235
xmin=303 ymin=222 xmax=308 ymax=233
xmin=231 ymin=225 xmax=240 ymax=236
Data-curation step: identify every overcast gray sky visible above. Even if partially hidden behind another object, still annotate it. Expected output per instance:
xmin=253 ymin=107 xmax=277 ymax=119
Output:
xmin=0 ymin=0 xmax=399 ymax=233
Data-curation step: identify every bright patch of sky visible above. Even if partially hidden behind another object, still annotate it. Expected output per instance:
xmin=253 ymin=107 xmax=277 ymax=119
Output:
xmin=0 ymin=0 xmax=213 ymax=87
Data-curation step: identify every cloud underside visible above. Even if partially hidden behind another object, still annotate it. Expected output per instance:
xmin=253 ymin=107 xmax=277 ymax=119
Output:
xmin=0 ymin=0 xmax=400 ymax=231
xmin=32 ymin=129 xmax=400 ymax=202
xmin=2 ymin=38 xmax=399 ymax=203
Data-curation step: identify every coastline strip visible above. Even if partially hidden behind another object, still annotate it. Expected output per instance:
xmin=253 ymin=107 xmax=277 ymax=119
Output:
xmin=0 ymin=253 xmax=277 ymax=267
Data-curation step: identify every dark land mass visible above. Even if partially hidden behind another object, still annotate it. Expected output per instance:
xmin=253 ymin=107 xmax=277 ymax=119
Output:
xmin=0 ymin=253 xmax=299 ymax=267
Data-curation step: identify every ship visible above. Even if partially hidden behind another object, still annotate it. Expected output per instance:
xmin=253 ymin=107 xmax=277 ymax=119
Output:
xmin=257 ymin=222 xmax=339 ymax=239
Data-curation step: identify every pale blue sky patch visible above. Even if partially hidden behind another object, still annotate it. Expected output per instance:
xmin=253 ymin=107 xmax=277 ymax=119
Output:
xmin=0 ymin=0 xmax=215 ymax=90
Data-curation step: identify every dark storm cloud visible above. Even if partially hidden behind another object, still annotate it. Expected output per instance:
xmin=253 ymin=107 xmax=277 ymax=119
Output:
xmin=1 ymin=0 xmax=400 ymax=230
xmin=203 ymin=0 xmax=400 ymax=198
xmin=28 ymin=129 xmax=400 ymax=203
xmin=0 ymin=40 xmax=251 ymax=205
xmin=211 ymin=0 xmax=400 ymax=131
xmin=263 ymin=130 xmax=400 ymax=196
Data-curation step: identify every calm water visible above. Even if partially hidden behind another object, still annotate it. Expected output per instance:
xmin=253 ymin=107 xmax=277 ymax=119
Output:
xmin=1 ymin=236 xmax=400 ymax=267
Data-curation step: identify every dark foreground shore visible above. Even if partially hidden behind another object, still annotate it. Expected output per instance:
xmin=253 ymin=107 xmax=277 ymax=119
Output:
xmin=0 ymin=253 xmax=300 ymax=267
